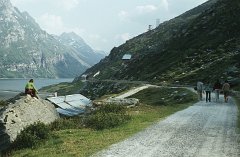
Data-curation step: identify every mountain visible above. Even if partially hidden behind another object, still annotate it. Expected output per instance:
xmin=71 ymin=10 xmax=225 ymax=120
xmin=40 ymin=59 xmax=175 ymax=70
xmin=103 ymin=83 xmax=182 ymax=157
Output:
xmin=57 ymin=32 xmax=106 ymax=66
xmin=76 ymin=0 xmax=240 ymax=85
xmin=0 ymin=0 xmax=103 ymax=78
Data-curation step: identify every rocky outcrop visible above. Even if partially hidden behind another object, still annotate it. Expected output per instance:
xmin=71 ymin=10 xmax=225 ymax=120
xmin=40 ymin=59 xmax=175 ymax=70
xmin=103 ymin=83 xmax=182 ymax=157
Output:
xmin=58 ymin=32 xmax=106 ymax=66
xmin=0 ymin=95 xmax=59 ymax=151
xmin=0 ymin=121 xmax=10 ymax=152
xmin=94 ymin=98 xmax=139 ymax=108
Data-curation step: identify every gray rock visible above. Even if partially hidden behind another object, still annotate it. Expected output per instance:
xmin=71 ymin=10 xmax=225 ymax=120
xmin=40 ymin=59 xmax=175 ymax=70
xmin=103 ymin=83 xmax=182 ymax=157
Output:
xmin=105 ymin=98 xmax=139 ymax=106
xmin=0 ymin=95 xmax=59 ymax=151
xmin=93 ymin=98 xmax=139 ymax=107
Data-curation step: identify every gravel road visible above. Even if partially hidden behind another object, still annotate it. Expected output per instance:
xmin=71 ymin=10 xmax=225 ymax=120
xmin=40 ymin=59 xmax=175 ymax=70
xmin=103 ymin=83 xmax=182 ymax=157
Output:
xmin=93 ymin=96 xmax=240 ymax=157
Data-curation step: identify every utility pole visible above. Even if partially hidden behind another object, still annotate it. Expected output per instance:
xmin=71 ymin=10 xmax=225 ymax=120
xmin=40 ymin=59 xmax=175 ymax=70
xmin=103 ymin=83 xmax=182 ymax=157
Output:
xmin=148 ymin=25 xmax=152 ymax=31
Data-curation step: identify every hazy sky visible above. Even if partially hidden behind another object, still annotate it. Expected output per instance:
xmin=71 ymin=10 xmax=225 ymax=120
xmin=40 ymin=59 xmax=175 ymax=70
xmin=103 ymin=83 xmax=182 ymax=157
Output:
xmin=11 ymin=0 xmax=207 ymax=53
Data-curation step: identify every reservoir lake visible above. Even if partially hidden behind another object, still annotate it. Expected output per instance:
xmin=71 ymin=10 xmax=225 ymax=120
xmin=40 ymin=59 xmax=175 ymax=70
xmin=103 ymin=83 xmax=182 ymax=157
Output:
xmin=0 ymin=78 xmax=73 ymax=100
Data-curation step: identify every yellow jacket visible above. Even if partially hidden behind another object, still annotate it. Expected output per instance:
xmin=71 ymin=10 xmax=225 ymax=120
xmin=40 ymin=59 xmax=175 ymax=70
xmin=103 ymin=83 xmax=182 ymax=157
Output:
xmin=25 ymin=82 xmax=38 ymax=92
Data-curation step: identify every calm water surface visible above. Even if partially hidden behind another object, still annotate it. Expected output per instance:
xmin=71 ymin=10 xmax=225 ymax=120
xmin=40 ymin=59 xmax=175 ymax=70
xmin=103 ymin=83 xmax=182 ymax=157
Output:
xmin=0 ymin=78 xmax=73 ymax=100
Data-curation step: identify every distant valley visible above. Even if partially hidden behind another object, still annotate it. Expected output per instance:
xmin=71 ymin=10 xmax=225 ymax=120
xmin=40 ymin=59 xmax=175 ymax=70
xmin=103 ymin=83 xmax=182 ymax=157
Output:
xmin=1 ymin=0 xmax=239 ymax=90
xmin=0 ymin=0 xmax=105 ymax=78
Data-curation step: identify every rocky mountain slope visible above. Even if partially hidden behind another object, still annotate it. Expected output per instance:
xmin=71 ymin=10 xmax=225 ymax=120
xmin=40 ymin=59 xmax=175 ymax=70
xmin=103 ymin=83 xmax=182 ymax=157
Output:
xmin=77 ymin=0 xmax=240 ymax=85
xmin=57 ymin=32 xmax=105 ymax=66
xmin=0 ymin=0 xmax=104 ymax=78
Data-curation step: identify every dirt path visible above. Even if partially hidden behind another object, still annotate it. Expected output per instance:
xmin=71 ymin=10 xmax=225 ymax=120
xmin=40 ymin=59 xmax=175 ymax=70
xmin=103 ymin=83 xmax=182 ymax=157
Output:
xmin=93 ymin=96 xmax=240 ymax=157
xmin=115 ymin=84 xmax=155 ymax=99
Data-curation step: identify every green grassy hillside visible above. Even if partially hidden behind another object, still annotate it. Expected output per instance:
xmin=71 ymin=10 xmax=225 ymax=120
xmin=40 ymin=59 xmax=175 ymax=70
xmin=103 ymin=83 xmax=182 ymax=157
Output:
xmin=79 ymin=0 xmax=240 ymax=86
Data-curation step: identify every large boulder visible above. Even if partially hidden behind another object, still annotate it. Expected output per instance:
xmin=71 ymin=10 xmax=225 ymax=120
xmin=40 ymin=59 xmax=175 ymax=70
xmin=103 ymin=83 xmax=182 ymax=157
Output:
xmin=0 ymin=95 xmax=59 ymax=151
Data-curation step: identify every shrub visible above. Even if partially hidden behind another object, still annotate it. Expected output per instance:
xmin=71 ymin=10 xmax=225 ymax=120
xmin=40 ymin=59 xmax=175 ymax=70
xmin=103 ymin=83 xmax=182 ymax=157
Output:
xmin=49 ymin=117 xmax=83 ymax=131
xmin=50 ymin=105 xmax=129 ymax=131
xmin=98 ymin=104 xmax=126 ymax=114
xmin=84 ymin=112 xmax=130 ymax=130
xmin=12 ymin=122 xmax=51 ymax=149
xmin=0 ymin=100 xmax=8 ymax=108
xmin=84 ymin=104 xmax=131 ymax=130
xmin=151 ymin=100 xmax=165 ymax=106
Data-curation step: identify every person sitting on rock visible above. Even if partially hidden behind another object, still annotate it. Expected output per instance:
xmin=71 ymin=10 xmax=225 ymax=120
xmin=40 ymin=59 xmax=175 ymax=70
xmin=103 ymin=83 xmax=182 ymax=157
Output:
xmin=25 ymin=79 xmax=38 ymax=98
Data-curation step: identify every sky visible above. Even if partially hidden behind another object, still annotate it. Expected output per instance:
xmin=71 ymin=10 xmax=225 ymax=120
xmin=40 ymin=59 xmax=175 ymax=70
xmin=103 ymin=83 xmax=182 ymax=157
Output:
xmin=11 ymin=0 xmax=208 ymax=54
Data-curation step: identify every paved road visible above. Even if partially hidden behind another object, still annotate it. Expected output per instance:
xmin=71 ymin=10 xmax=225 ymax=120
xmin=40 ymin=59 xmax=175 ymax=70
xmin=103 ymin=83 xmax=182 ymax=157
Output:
xmin=93 ymin=96 xmax=240 ymax=157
